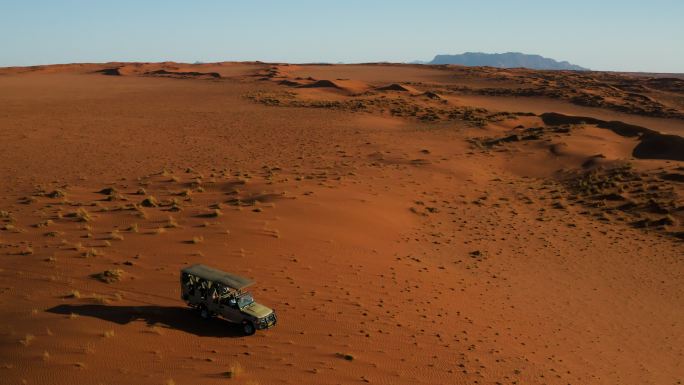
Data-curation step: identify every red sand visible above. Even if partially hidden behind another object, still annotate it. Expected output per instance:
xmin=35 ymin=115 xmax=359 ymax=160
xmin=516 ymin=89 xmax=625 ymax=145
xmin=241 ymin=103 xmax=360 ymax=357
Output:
xmin=0 ymin=62 xmax=682 ymax=385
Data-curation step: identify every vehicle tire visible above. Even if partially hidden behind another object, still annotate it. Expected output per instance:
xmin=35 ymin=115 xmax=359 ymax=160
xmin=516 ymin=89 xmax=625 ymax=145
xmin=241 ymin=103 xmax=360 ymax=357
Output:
xmin=242 ymin=321 xmax=256 ymax=336
xmin=199 ymin=306 xmax=210 ymax=320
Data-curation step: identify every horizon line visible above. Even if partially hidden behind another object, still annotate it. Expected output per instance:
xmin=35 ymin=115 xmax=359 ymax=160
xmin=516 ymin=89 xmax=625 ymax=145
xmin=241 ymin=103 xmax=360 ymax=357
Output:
xmin=3 ymin=60 xmax=683 ymax=75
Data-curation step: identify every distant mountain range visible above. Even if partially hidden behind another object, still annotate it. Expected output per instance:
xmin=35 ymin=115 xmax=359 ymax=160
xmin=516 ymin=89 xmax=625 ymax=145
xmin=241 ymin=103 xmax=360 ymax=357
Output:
xmin=413 ymin=52 xmax=588 ymax=71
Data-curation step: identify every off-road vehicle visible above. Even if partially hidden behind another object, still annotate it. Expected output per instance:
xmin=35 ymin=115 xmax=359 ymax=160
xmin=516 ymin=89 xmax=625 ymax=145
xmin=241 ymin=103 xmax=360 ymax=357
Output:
xmin=180 ymin=264 xmax=277 ymax=335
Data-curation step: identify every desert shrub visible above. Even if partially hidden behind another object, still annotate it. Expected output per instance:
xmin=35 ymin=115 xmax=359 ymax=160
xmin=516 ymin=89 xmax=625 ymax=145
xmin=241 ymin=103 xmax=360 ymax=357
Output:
xmin=91 ymin=269 xmax=123 ymax=283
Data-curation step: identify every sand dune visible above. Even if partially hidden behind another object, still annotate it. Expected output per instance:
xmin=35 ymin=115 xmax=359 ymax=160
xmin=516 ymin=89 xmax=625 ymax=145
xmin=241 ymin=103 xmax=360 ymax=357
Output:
xmin=0 ymin=62 xmax=682 ymax=385
xmin=144 ymin=69 xmax=221 ymax=79
xmin=294 ymin=79 xmax=370 ymax=95
xmin=376 ymin=83 xmax=420 ymax=93
xmin=540 ymin=112 xmax=684 ymax=161
xmin=298 ymin=79 xmax=342 ymax=88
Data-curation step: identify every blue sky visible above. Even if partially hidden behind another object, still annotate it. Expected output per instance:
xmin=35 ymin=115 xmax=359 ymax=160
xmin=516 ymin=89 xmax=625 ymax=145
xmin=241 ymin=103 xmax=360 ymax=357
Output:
xmin=1 ymin=0 xmax=683 ymax=72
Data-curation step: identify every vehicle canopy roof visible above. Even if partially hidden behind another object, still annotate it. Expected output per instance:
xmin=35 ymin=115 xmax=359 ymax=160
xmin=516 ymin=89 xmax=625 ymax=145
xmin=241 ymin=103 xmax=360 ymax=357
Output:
xmin=181 ymin=264 xmax=254 ymax=290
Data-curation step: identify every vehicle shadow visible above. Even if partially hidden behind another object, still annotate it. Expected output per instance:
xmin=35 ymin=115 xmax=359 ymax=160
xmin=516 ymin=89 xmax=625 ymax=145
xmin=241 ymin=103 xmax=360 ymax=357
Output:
xmin=46 ymin=304 xmax=245 ymax=337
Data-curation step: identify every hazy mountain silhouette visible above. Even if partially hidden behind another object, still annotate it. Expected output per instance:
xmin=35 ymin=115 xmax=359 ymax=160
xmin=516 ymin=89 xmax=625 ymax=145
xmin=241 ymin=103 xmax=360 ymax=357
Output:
xmin=424 ymin=52 xmax=588 ymax=71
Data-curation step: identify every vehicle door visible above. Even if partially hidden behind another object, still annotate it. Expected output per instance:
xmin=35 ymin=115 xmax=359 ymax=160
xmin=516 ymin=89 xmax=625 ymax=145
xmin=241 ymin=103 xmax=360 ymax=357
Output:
xmin=219 ymin=294 xmax=244 ymax=323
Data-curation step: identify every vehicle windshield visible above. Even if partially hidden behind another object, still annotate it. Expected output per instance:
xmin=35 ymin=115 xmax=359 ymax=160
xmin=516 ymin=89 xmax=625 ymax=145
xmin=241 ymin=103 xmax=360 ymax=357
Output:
xmin=237 ymin=293 xmax=254 ymax=308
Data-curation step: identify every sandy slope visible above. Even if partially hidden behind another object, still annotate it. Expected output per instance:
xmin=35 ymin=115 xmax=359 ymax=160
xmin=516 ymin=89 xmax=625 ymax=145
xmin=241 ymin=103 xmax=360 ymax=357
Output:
xmin=0 ymin=62 xmax=682 ymax=385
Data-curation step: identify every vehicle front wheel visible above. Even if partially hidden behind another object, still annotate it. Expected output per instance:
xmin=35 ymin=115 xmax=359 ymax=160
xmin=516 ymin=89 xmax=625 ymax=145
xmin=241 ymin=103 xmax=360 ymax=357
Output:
xmin=242 ymin=321 xmax=255 ymax=336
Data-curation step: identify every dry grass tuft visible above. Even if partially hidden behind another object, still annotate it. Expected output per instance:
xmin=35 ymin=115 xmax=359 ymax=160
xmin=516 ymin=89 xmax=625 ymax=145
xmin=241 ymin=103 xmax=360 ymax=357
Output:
xmin=154 ymin=227 xmax=166 ymax=234
xmin=20 ymin=196 xmax=37 ymax=205
xmin=126 ymin=223 xmax=139 ymax=233
xmin=207 ymin=208 xmax=223 ymax=217
xmin=109 ymin=230 xmax=124 ymax=241
xmin=69 ymin=208 xmax=92 ymax=222
xmin=1 ymin=223 xmax=24 ymax=233
xmin=82 ymin=248 xmax=101 ymax=258
xmin=224 ymin=362 xmax=244 ymax=378
xmin=140 ymin=196 xmax=159 ymax=208
xmin=19 ymin=246 xmax=34 ymax=255
xmin=188 ymin=236 xmax=204 ymax=244
xmin=19 ymin=334 xmax=35 ymax=346
xmin=65 ymin=290 xmax=81 ymax=299
xmin=94 ymin=202 xmax=109 ymax=212
xmin=105 ymin=192 xmax=126 ymax=202
xmin=91 ymin=269 xmax=124 ymax=283
xmin=335 ymin=352 xmax=355 ymax=361
xmin=168 ymin=202 xmax=183 ymax=212
xmin=98 ymin=187 xmax=118 ymax=195
xmin=102 ymin=330 xmax=115 ymax=338
xmin=90 ymin=293 xmax=110 ymax=304
xmin=165 ymin=216 xmax=180 ymax=228
xmin=47 ymin=189 xmax=66 ymax=198
xmin=42 ymin=350 xmax=50 ymax=361
xmin=33 ymin=219 xmax=54 ymax=228
xmin=135 ymin=206 xmax=148 ymax=219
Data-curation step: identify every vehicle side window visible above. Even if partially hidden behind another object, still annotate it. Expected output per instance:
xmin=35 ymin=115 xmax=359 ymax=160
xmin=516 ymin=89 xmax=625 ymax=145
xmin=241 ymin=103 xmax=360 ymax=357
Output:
xmin=199 ymin=279 xmax=208 ymax=299
xmin=220 ymin=292 xmax=236 ymax=307
xmin=211 ymin=286 xmax=220 ymax=303
xmin=182 ymin=273 xmax=197 ymax=296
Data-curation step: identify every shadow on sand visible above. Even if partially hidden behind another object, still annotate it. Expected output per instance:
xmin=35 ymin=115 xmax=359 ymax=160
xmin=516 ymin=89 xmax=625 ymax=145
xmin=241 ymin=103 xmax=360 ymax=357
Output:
xmin=46 ymin=304 xmax=244 ymax=337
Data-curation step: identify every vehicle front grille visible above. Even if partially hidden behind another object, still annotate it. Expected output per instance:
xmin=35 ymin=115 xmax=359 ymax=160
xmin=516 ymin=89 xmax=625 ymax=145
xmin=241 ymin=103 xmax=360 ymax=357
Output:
xmin=258 ymin=313 xmax=277 ymax=329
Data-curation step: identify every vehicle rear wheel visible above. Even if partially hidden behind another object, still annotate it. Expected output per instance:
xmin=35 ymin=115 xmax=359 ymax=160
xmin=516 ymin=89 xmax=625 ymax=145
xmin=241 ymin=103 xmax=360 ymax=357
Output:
xmin=199 ymin=306 xmax=210 ymax=320
xmin=242 ymin=321 xmax=255 ymax=336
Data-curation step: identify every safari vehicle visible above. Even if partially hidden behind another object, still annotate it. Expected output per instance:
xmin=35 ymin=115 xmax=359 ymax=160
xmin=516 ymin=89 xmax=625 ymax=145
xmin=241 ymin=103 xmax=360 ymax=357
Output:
xmin=180 ymin=264 xmax=277 ymax=335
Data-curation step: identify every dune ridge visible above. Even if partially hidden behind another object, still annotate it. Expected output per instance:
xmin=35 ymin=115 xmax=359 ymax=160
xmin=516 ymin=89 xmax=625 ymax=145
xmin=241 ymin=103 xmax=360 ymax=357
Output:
xmin=540 ymin=112 xmax=684 ymax=161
